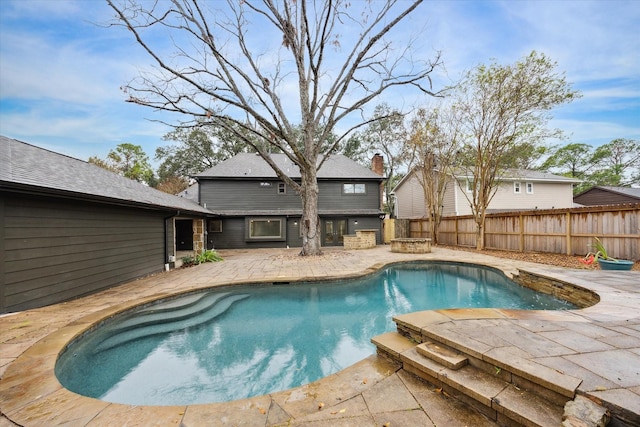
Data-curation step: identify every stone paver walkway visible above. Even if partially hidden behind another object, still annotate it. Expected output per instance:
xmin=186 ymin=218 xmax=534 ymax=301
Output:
xmin=1 ymin=246 xmax=639 ymax=426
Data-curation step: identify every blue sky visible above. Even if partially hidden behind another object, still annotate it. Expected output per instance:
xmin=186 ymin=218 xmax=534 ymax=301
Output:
xmin=1 ymin=0 xmax=638 ymax=167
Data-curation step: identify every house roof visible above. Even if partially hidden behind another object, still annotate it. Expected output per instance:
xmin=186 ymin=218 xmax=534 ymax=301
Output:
xmin=0 ymin=136 xmax=211 ymax=215
xmin=453 ymin=168 xmax=582 ymax=183
xmin=574 ymin=185 xmax=640 ymax=200
xmin=196 ymin=152 xmax=384 ymax=180
xmin=177 ymin=183 xmax=199 ymax=203
xmin=392 ymin=166 xmax=580 ymax=194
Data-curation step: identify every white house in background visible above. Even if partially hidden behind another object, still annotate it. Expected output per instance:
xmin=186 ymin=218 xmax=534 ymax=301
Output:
xmin=392 ymin=168 xmax=581 ymax=219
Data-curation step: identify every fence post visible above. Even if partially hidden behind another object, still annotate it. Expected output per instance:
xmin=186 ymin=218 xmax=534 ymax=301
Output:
xmin=455 ymin=217 xmax=459 ymax=246
xmin=566 ymin=211 xmax=572 ymax=255
xmin=519 ymin=214 xmax=524 ymax=252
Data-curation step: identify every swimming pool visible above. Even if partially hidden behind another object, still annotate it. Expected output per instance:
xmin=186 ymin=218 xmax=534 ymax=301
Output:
xmin=55 ymin=261 xmax=575 ymax=406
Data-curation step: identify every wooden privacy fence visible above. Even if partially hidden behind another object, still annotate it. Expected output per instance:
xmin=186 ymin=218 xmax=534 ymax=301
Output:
xmin=407 ymin=203 xmax=640 ymax=261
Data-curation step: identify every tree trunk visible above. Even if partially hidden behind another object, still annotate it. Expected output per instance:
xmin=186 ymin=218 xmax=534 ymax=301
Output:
xmin=475 ymin=214 xmax=485 ymax=250
xmin=299 ymin=170 xmax=322 ymax=256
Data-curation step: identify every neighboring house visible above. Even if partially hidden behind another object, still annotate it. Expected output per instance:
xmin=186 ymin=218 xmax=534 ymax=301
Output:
xmin=195 ymin=153 xmax=386 ymax=249
xmin=574 ymin=186 xmax=640 ymax=206
xmin=0 ymin=136 xmax=211 ymax=313
xmin=393 ymin=168 xmax=580 ymax=218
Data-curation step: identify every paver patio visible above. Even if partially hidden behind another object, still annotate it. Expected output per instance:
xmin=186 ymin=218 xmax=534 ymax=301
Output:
xmin=1 ymin=246 xmax=639 ymax=426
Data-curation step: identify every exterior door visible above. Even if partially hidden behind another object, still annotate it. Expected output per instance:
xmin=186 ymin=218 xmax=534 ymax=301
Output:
xmin=175 ymin=219 xmax=194 ymax=250
xmin=323 ymin=218 xmax=347 ymax=246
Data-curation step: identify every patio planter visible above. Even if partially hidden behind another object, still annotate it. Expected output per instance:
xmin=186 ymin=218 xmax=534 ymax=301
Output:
xmin=598 ymin=259 xmax=634 ymax=271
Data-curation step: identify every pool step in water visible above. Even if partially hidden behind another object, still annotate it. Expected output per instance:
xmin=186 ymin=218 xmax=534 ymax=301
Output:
xmin=372 ymin=332 xmax=566 ymax=427
xmin=112 ymin=291 xmax=234 ymax=331
xmin=94 ymin=293 xmax=250 ymax=352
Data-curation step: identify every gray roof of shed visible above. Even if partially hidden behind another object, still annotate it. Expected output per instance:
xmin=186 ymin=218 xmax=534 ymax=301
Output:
xmin=577 ymin=186 xmax=640 ymax=199
xmin=0 ymin=136 xmax=211 ymax=214
xmin=196 ymin=153 xmax=384 ymax=180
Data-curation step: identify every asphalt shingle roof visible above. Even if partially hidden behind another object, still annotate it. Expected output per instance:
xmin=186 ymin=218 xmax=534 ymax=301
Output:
xmin=596 ymin=186 xmax=640 ymax=199
xmin=0 ymin=136 xmax=210 ymax=214
xmin=196 ymin=152 xmax=384 ymax=180
xmin=455 ymin=168 xmax=582 ymax=183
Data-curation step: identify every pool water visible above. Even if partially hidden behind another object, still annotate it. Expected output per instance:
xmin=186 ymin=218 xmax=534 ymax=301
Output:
xmin=55 ymin=262 xmax=575 ymax=406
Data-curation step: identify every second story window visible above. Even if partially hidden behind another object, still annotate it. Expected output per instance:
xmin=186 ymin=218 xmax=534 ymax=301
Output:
xmin=514 ymin=182 xmax=521 ymax=194
xmin=343 ymin=183 xmax=366 ymax=194
xmin=278 ymin=182 xmax=286 ymax=194
xmin=526 ymin=182 xmax=534 ymax=194
xmin=466 ymin=179 xmax=474 ymax=193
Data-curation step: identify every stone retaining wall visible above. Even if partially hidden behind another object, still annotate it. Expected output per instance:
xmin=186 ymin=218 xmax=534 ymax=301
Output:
xmin=513 ymin=270 xmax=600 ymax=308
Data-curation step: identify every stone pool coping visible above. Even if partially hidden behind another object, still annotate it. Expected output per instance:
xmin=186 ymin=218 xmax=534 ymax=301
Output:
xmin=1 ymin=246 xmax=639 ymax=426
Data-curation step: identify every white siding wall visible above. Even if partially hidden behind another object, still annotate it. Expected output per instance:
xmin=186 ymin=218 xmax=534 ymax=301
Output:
xmin=395 ymin=173 xmax=427 ymax=218
xmin=442 ymin=177 xmax=461 ymax=216
xmin=486 ymin=181 xmax=574 ymax=211
xmin=398 ymin=172 xmax=576 ymax=218
xmin=453 ymin=182 xmax=474 ymax=216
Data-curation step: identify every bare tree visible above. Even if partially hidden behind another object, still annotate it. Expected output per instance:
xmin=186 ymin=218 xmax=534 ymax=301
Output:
xmin=406 ymin=106 xmax=460 ymax=243
xmin=106 ymin=0 xmax=441 ymax=255
xmin=452 ymin=51 xmax=579 ymax=250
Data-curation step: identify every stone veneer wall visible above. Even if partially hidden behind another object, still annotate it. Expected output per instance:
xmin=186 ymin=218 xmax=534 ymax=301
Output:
xmin=390 ymin=238 xmax=432 ymax=254
xmin=193 ymin=218 xmax=205 ymax=254
xmin=512 ymin=270 xmax=600 ymax=308
xmin=343 ymin=229 xmax=377 ymax=250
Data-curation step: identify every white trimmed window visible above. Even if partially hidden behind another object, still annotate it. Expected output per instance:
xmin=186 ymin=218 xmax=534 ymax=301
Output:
xmin=526 ymin=182 xmax=534 ymax=194
xmin=514 ymin=182 xmax=522 ymax=194
xmin=466 ymin=179 xmax=474 ymax=193
xmin=278 ymin=182 xmax=286 ymax=194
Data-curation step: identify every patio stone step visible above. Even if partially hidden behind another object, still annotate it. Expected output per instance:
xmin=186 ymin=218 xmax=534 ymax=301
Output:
xmin=371 ymin=331 xmax=568 ymax=427
xmin=416 ymin=341 xmax=468 ymax=370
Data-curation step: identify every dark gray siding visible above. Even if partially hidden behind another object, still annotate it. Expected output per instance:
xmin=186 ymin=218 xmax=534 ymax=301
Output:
xmin=350 ymin=217 xmax=383 ymax=243
xmin=208 ymin=217 xmax=292 ymax=249
xmin=286 ymin=217 xmax=303 ymax=247
xmin=199 ymin=180 xmax=381 ymax=211
xmin=1 ymin=194 xmax=167 ymax=313
xmin=201 ymin=180 xmax=301 ymax=211
xmin=318 ymin=181 xmax=381 ymax=211
xmin=208 ymin=217 xmax=245 ymax=249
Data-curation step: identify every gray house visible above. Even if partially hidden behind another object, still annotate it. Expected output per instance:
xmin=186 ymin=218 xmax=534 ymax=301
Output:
xmin=195 ymin=153 xmax=386 ymax=249
xmin=0 ymin=136 xmax=211 ymax=313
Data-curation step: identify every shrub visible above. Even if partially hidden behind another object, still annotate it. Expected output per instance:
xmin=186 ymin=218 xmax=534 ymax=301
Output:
xmin=196 ymin=249 xmax=224 ymax=264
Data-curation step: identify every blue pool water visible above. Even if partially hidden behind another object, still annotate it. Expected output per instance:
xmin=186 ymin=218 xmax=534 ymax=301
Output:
xmin=55 ymin=262 xmax=575 ymax=406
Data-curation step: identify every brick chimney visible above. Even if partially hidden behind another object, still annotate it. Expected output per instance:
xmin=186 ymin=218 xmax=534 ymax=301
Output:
xmin=372 ymin=153 xmax=384 ymax=176
xmin=372 ymin=153 xmax=385 ymax=213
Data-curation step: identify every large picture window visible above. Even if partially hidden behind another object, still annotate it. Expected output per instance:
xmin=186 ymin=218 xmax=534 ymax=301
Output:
xmin=248 ymin=218 xmax=283 ymax=239
xmin=343 ymin=183 xmax=366 ymax=194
